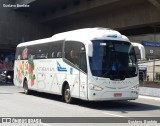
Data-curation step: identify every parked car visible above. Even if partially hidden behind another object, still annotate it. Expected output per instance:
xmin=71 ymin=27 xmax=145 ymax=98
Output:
xmin=0 ymin=70 xmax=14 ymax=83
xmin=0 ymin=60 xmax=6 ymax=73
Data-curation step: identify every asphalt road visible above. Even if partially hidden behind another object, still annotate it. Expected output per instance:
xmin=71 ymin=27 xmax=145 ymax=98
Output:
xmin=0 ymin=83 xmax=160 ymax=126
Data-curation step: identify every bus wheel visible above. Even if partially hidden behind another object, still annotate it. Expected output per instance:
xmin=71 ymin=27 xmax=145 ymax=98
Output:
xmin=23 ymin=80 xmax=30 ymax=95
xmin=63 ymin=85 xmax=72 ymax=103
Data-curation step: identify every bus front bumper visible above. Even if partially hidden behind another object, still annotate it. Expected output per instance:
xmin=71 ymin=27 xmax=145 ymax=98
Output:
xmin=88 ymin=90 xmax=139 ymax=101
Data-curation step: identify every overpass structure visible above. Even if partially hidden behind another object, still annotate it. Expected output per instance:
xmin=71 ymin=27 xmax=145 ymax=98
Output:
xmin=14 ymin=0 xmax=160 ymax=31
xmin=0 ymin=0 xmax=160 ymax=58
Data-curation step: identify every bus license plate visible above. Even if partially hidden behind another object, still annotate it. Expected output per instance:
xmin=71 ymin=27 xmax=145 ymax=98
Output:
xmin=114 ymin=93 xmax=122 ymax=97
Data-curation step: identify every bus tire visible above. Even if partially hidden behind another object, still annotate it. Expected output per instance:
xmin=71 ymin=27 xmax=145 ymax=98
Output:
xmin=63 ymin=84 xmax=72 ymax=103
xmin=23 ymin=79 xmax=30 ymax=95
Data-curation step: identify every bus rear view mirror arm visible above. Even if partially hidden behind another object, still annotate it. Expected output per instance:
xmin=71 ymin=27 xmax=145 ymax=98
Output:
xmin=131 ymin=42 xmax=146 ymax=60
xmin=87 ymin=43 xmax=93 ymax=57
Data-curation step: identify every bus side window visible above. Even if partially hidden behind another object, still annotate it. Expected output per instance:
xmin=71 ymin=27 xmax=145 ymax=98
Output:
xmin=15 ymin=47 xmax=23 ymax=60
xmin=57 ymin=52 xmax=62 ymax=58
xmin=52 ymin=52 xmax=55 ymax=58
xmin=49 ymin=41 xmax=63 ymax=59
xmin=64 ymin=41 xmax=87 ymax=73
xmin=79 ymin=52 xmax=87 ymax=73
xmin=70 ymin=50 xmax=79 ymax=65
xmin=41 ymin=53 xmax=48 ymax=59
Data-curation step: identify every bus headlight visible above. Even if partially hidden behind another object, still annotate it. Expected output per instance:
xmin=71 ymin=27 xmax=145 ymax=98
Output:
xmin=131 ymin=85 xmax=139 ymax=90
xmin=7 ymin=75 xmax=11 ymax=79
xmin=89 ymin=83 xmax=103 ymax=91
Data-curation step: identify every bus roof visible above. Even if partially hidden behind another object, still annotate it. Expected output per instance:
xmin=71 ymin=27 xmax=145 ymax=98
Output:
xmin=17 ymin=27 xmax=130 ymax=47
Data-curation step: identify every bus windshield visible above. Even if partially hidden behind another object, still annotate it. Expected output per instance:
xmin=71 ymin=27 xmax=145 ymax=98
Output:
xmin=89 ymin=40 xmax=137 ymax=80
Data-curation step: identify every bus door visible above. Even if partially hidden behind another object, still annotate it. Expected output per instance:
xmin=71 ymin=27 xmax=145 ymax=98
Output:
xmin=64 ymin=41 xmax=87 ymax=99
xmin=79 ymin=49 xmax=88 ymax=99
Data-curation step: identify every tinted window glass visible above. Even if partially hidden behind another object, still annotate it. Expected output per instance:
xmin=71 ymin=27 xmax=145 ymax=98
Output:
xmin=35 ymin=44 xmax=49 ymax=59
xmin=64 ymin=41 xmax=87 ymax=73
xmin=49 ymin=41 xmax=63 ymax=58
xmin=15 ymin=41 xmax=63 ymax=60
xmin=15 ymin=47 xmax=23 ymax=60
xmin=89 ymin=40 xmax=137 ymax=79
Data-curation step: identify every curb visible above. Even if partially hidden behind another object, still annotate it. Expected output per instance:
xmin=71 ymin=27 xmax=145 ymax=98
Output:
xmin=139 ymin=95 xmax=160 ymax=101
xmin=139 ymin=87 xmax=160 ymax=98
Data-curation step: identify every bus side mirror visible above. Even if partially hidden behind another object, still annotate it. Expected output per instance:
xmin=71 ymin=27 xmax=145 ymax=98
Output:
xmin=131 ymin=42 xmax=146 ymax=60
xmin=87 ymin=43 xmax=93 ymax=57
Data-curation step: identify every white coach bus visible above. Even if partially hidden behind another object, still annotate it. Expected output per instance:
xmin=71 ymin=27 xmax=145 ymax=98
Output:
xmin=14 ymin=28 xmax=145 ymax=103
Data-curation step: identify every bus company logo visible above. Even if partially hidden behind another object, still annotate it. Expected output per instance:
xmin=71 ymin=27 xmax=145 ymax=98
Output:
xmin=70 ymin=68 xmax=73 ymax=74
xmin=107 ymin=34 xmax=117 ymax=38
xmin=110 ymin=81 xmax=132 ymax=85
xmin=57 ymin=62 xmax=67 ymax=72
xmin=36 ymin=67 xmax=54 ymax=72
